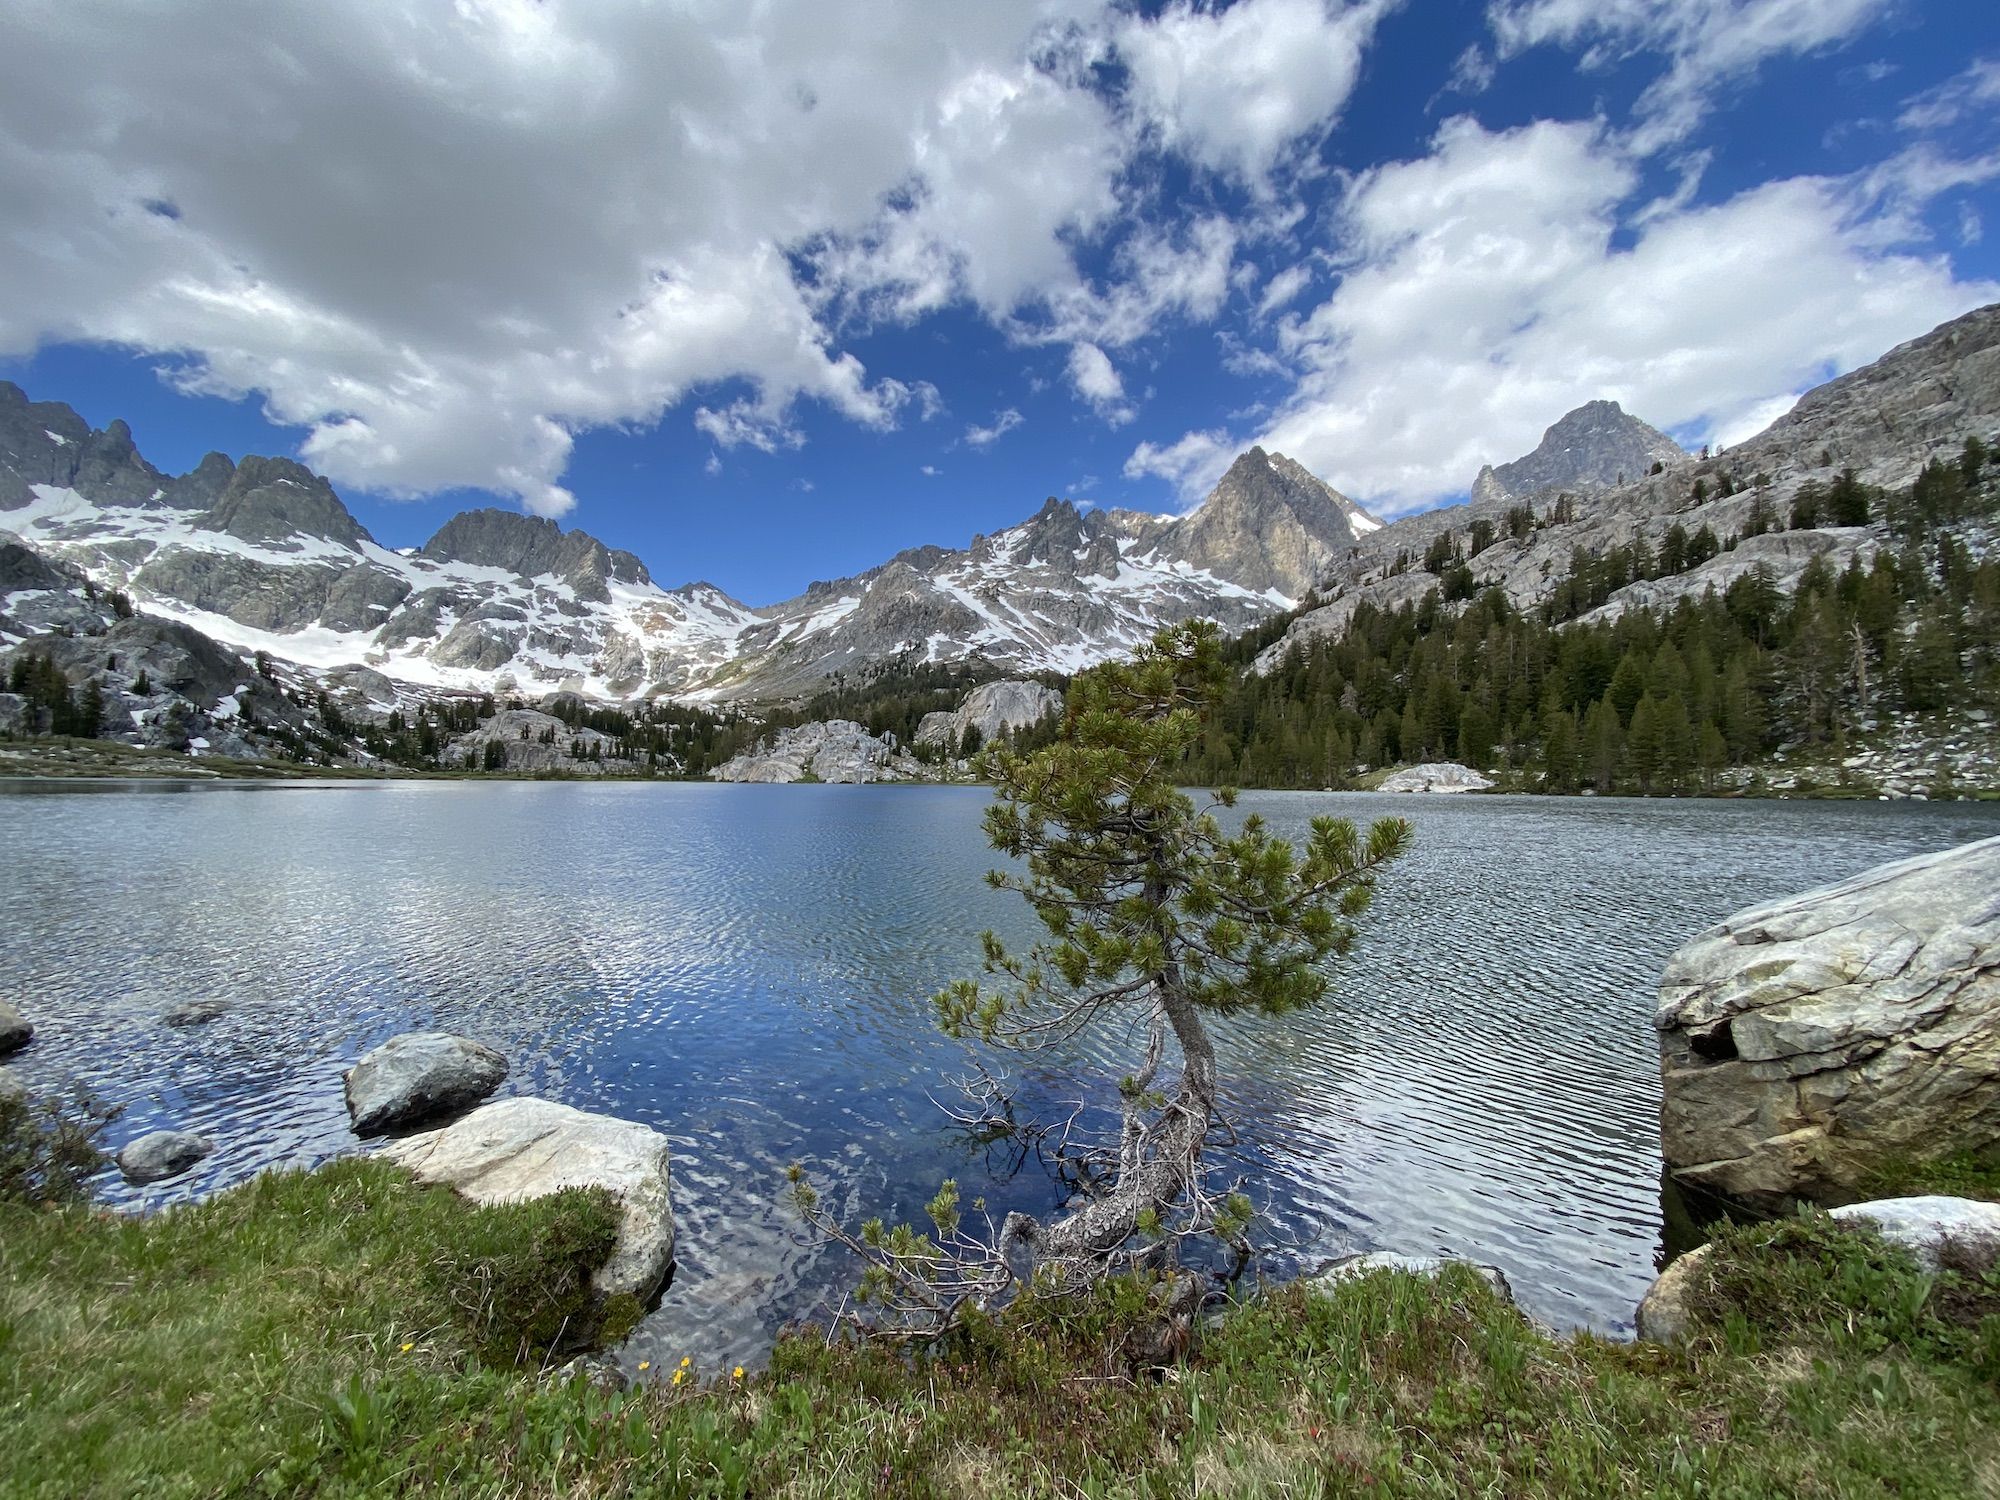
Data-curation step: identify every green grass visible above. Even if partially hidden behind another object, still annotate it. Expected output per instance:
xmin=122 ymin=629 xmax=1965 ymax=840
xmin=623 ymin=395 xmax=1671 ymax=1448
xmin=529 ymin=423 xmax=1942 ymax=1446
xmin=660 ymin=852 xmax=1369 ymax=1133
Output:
xmin=5 ymin=1154 xmax=2000 ymax=1498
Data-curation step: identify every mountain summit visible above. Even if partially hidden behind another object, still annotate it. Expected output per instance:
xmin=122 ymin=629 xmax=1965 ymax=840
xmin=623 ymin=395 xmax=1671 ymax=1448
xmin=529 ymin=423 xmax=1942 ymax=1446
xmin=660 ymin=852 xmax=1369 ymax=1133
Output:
xmin=1162 ymin=447 xmax=1381 ymax=598
xmin=1471 ymin=399 xmax=1686 ymax=505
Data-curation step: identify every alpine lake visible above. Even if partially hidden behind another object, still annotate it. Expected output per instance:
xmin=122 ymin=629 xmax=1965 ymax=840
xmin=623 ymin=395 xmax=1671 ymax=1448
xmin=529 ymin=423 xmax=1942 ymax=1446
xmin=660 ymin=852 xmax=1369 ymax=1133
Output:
xmin=3 ymin=780 xmax=1996 ymax=1375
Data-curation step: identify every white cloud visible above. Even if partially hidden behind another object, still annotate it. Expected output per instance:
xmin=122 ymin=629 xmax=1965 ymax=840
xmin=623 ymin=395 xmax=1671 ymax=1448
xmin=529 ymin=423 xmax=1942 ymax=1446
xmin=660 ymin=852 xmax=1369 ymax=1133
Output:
xmin=1133 ymin=116 xmax=1996 ymax=511
xmin=693 ymin=400 xmax=805 ymax=455
xmin=0 ymin=1 xmax=1157 ymax=515
xmin=1123 ymin=427 xmax=1235 ymax=505
xmin=1256 ymin=264 xmax=1314 ymax=317
xmin=965 ymin=409 xmax=1024 ymax=448
xmin=1897 ymin=57 xmax=2000 ymax=132
xmin=1117 ymin=0 xmax=1390 ymax=184
xmin=920 ymin=463 xmax=942 ymax=477
xmin=1066 ymin=342 xmax=1135 ymax=425
xmin=1490 ymin=0 xmax=1897 ymax=151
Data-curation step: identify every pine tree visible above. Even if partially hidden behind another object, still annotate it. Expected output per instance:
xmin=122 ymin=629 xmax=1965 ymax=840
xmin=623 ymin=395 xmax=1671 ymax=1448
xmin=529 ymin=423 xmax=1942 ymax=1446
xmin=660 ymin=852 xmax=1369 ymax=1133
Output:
xmin=795 ymin=622 xmax=1411 ymax=1333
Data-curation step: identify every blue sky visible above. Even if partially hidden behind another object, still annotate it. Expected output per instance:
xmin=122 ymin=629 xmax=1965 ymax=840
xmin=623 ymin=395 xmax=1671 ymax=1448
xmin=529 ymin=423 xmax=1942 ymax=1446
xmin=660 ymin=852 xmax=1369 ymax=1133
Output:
xmin=2 ymin=0 xmax=1996 ymax=604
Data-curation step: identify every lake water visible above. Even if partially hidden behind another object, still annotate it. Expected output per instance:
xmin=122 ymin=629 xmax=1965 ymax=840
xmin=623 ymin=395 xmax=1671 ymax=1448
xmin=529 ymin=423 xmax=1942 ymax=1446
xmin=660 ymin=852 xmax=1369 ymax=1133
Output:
xmin=2 ymin=781 xmax=1995 ymax=1371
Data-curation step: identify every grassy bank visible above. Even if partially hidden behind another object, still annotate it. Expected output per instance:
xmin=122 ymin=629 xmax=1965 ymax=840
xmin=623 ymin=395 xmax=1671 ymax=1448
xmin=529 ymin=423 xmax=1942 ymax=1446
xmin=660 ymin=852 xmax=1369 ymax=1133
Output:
xmin=4 ymin=1156 xmax=1998 ymax=1497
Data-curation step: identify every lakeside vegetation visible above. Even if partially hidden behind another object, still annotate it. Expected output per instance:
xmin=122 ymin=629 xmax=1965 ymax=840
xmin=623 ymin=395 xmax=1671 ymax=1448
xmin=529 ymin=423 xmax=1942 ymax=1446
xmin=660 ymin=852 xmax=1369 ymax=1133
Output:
xmin=4 ymin=1137 xmax=1997 ymax=1497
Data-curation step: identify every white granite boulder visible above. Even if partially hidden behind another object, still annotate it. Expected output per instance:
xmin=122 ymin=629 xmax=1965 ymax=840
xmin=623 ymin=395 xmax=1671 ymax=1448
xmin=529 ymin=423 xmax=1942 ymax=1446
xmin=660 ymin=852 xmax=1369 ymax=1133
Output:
xmin=1655 ymin=837 xmax=2000 ymax=1210
xmin=1637 ymin=1195 xmax=2000 ymax=1343
xmin=384 ymin=1097 xmax=676 ymax=1305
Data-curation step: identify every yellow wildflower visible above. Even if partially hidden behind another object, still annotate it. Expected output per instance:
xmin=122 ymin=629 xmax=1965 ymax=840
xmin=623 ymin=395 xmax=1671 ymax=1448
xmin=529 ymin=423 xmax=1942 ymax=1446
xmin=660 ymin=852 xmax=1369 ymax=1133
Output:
xmin=672 ymin=1369 xmax=685 ymax=1387
xmin=679 ymin=1356 xmax=692 ymax=1368
xmin=637 ymin=1361 xmax=650 ymax=1372
xmin=399 ymin=1342 xmax=413 ymax=1353
xmin=732 ymin=1366 xmax=745 ymax=1381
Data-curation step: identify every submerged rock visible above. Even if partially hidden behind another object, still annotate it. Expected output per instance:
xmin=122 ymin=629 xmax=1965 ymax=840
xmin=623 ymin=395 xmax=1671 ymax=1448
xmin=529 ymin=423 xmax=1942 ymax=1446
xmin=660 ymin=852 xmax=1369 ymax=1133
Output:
xmin=1655 ymin=836 xmax=2000 ymax=1210
xmin=1310 ymin=1250 xmax=1514 ymax=1304
xmin=164 ymin=999 xmax=227 ymax=1027
xmin=1376 ymin=762 xmax=1494 ymax=794
xmin=0 ymin=1001 xmax=30 ymax=1055
xmin=384 ymin=1097 xmax=676 ymax=1305
xmin=342 ymin=1031 xmax=509 ymax=1137
xmin=1637 ymin=1195 xmax=2000 ymax=1343
xmin=117 ymin=1129 xmax=213 ymax=1185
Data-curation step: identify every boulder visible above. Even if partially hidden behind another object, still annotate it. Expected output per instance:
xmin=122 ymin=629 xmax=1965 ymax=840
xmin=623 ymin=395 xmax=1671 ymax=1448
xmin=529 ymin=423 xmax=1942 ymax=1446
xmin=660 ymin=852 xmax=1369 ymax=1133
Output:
xmin=342 ymin=1031 xmax=509 ymax=1137
xmin=384 ymin=1097 xmax=675 ymax=1305
xmin=1376 ymin=761 xmax=1494 ymax=794
xmin=1637 ymin=1195 xmax=2000 ymax=1343
xmin=1656 ymin=837 xmax=2000 ymax=1210
xmin=1830 ymin=1195 xmax=2000 ymax=1269
xmin=117 ymin=1129 xmax=213 ymax=1185
xmin=0 ymin=1001 xmax=30 ymax=1055
xmin=1310 ymin=1250 xmax=1514 ymax=1304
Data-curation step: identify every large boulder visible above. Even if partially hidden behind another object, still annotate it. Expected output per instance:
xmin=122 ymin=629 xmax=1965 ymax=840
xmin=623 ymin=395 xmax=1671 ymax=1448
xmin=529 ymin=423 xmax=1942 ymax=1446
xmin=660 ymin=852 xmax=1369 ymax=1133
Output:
xmin=1655 ymin=837 xmax=2000 ymax=1210
xmin=1637 ymin=1195 xmax=2000 ymax=1343
xmin=116 ymin=1129 xmax=213 ymax=1185
xmin=0 ymin=1001 xmax=30 ymax=1055
xmin=1376 ymin=761 xmax=1494 ymax=793
xmin=384 ymin=1097 xmax=676 ymax=1305
xmin=342 ymin=1031 xmax=509 ymax=1137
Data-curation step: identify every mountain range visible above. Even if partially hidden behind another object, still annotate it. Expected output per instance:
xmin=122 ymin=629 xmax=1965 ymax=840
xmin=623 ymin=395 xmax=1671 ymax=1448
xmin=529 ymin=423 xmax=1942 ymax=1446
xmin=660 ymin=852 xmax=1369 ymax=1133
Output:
xmin=2 ymin=301 xmax=1996 ymax=755
xmin=0 ymin=387 xmax=1378 ymax=706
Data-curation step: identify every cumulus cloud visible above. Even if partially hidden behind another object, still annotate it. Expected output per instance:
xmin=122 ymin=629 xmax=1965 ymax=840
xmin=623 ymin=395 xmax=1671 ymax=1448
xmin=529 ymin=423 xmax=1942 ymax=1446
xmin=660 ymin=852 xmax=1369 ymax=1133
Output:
xmin=1066 ymin=342 xmax=1135 ymax=425
xmin=1489 ymin=0 xmax=1897 ymax=151
xmin=1134 ymin=116 xmax=1997 ymax=509
xmin=965 ymin=409 xmax=1025 ymax=448
xmin=1118 ymin=0 xmax=1389 ymax=184
xmin=1123 ymin=428 xmax=1236 ymax=505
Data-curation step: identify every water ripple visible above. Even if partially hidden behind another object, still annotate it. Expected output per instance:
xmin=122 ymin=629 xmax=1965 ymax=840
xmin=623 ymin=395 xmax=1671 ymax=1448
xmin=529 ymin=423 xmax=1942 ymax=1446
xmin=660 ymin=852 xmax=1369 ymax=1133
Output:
xmin=1 ymin=779 xmax=1994 ymax=1365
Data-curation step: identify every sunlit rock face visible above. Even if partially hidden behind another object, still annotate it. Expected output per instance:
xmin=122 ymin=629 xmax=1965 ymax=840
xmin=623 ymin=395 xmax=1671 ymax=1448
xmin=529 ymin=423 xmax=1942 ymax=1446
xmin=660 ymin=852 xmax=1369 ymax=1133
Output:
xmin=1654 ymin=836 xmax=2000 ymax=1212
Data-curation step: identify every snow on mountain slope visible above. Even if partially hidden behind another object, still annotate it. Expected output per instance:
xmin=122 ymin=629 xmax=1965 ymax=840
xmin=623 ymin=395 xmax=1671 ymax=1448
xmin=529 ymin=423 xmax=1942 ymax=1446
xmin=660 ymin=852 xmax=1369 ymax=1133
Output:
xmin=0 ymin=379 xmax=1363 ymax=703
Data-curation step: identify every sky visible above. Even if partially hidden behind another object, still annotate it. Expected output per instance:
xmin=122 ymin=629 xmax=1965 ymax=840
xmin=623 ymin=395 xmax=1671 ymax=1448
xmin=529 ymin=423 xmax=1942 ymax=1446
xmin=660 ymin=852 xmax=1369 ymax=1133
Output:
xmin=2 ymin=0 xmax=1997 ymax=606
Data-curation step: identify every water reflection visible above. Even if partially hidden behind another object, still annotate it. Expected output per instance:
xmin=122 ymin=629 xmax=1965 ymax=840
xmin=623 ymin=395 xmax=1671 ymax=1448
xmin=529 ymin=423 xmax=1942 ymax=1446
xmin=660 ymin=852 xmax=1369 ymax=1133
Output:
xmin=2 ymin=779 xmax=1994 ymax=1369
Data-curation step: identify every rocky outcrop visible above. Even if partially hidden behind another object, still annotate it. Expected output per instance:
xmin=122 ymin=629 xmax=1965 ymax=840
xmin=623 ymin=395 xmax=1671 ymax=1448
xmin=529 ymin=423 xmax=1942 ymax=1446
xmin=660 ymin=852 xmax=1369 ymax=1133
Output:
xmin=385 ymin=1097 xmax=676 ymax=1305
xmin=342 ymin=1031 xmax=509 ymax=1137
xmin=1637 ymin=1195 xmax=2000 ymax=1342
xmin=116 ymin=1129 xmax=213 ymax=1185
xmin=1310 ymin=1251 xmax=1513 ymax=1304
xmin=0 ymin=1001 xmax=30 ymax=1055
xmin=1656 ymin=838 xmax=2000 ymax=1211
xmin=1376 ymin=762 xmax=1494 ymax=793
xmin=444 ymin=708 xmax=623 ymax=775
xmin=914 ymin=678 xmax=1062 ymax=752
xmin=710 ymin=720 xmax=926 ymax=784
